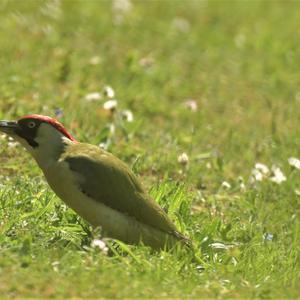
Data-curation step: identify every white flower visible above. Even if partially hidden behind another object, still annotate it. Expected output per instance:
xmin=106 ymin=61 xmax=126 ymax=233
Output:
xmin=91 ymin=239 xmax=108 ymax=254
xmin=295 ymin=189 xmax=300 ymax=196
xmin=51 ymin=261 xmax=60 ymax=272
xmin=255 ymin=163 xmax=269 ymax=175
xmin=177 ymin=152 xmax=189 ymax=165
xmin=221 ymin=181 xmax=231 ymax=189
xmin=112 ymin=0 xmax=132 ymax=13
xmin=21 ymin=220 xmax=28 ymax=228
xmin=85 ymin=92 xmax=102 ymax=102
xmin=103 ymin=86 xmax=115 ymax=99
xmin=103 ymin=99 xmax=118 ymax=111
xmin=240 ymin=182 xmax=246 ymax=191
xmin=99 ymin=142 xmax=109 ymax=150
xmin=238 ymin=176 xmax=246 ymax=191
xmin=184 ymin=99 xmax=198 ymax=112
xmin=263 ymin=233 xmax=273 ymax=241
xmin=250 ymin=168 xmax=263 ymax=182
xmin=206 ymin=162 xmax=212 ymax=169
xmin=270 ymin=166 xmax=286 ymax=184
xmin=250 ymin=163 xmax=270 ymax=183
xmin=89 ymin=56 xmax=101 ymax=65
xmin=109 ymin=123 xmax=115 ymax=135
xmin=288 ymin=157 xmax=300 ymax=170
xmin=42 ymin=105 xmax=49 ymax=112
xmin=121 ymin=110 xmax=134 ymax=122
xmin=8 ymin=137 xmax=18 ymax=148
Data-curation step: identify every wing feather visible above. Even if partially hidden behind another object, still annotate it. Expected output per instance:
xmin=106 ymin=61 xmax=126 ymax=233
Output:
xmin=61 ymin=143 xmax=178 ymax=235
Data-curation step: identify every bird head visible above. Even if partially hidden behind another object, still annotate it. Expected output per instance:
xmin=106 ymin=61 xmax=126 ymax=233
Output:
xmin=0 ymin=114 xmax=76 ymax=168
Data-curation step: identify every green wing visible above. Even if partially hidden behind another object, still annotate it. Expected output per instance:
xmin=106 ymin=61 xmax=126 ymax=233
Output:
xmin=62 ymin=143 xmax=178 ymax=235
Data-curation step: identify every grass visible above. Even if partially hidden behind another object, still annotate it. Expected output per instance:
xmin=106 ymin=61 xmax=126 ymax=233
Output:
xmin=0 ymin=0 xmax=300 ymax=298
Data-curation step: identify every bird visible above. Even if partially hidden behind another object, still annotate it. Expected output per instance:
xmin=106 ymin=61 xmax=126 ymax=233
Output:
xmin=0 ymin=114 xmax=190 ymax=250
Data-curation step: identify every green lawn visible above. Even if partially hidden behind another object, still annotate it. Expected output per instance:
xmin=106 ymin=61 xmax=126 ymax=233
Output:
xmin=0 ymin=0 xmax=299 ymax=298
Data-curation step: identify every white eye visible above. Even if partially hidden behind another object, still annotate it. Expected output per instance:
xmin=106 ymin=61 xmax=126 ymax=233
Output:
xmin=28 ymin=121 xmax=36 ymax=129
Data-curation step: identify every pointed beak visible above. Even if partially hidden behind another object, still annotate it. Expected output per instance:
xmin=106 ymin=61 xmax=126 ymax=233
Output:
xmin=0 ymin=120 xmax=19 ymax=136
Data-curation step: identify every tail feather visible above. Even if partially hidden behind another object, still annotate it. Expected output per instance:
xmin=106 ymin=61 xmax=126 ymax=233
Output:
xmin=172 ymin=230 xmax=192 ymax=248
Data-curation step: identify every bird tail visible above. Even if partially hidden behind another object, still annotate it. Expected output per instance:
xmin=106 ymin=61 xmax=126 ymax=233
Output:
xmin=173 ymin=230 xmax=192 ymax=248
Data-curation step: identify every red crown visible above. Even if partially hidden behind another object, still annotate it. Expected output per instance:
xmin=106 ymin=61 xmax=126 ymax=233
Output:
xmin=19 ymin=114 xmax=76 ymax=141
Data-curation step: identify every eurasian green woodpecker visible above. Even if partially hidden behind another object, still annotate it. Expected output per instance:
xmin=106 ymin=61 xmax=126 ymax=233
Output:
xmin=0 ymin=115 xmax=189 ymax=250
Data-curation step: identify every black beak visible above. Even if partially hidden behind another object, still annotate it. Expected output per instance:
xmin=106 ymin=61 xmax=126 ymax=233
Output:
xmin=0 ymin=120 xmax=19 ymax=135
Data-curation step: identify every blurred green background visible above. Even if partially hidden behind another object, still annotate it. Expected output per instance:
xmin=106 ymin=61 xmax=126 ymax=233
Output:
xmin=0 ymin=0 xmax=299 ymax=298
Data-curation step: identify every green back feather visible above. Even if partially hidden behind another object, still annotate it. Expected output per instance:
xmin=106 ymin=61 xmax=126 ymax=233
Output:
xmin=61 ymin=143 xmax=179 ymax=235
